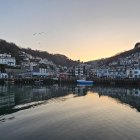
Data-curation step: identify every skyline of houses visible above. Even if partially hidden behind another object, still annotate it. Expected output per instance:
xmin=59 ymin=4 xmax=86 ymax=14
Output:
xmin=1 ymin=46 xmax=140 ymax=79
xmin=0 ymin=51 xmax=68 ymax=79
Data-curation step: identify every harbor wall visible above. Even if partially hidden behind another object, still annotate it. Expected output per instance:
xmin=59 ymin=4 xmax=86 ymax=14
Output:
xmin=0 ymin=77 xmax=140 ymax=86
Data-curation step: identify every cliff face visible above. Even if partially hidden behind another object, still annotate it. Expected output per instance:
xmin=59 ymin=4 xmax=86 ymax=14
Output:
xmin=0 ymin=39 xmax=79 ymax=67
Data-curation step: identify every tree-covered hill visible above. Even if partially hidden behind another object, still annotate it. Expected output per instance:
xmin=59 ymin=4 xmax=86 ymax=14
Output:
xmin=0 ymin=39 xmax=79 ymax=67
xmin=86 ymin=43 xmax=140 ymax=66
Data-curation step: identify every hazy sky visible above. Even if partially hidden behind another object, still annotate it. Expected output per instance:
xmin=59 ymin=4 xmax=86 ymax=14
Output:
xmin=1 ymin=0 xmax=140 ymax=61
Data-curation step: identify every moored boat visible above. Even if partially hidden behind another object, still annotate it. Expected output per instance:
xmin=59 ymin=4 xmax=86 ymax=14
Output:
xmin=77 ymin=79 xmax=93 ymax=84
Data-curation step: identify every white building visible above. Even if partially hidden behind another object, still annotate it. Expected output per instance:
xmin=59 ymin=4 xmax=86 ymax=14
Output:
xmin=0 ymin=73 xmax=8 ymax=79
xmin=0 ymin=53 xmax=16 ymax=66
xmin=96 ymin=68 xmax=126 ymax=78
xmin=39 ymin=59 xmax=54 ymax=66
xmin=75 ymin=65 xmax=84 ymax=76
xmin=97 ymin=69 xmax=109 ymax=78
xmin=126 ymin=68 xmax=140 ymax=78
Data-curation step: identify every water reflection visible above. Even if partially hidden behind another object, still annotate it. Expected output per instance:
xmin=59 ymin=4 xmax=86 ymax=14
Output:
xmin=0 ymin=86 xmax=15 ymax=109
xmin=73 ymin=85 xmax=92 ymax=96
xmin=0 ymin=85 xmax=73 ymax=115
xmin=0 ymin=84 xmax=140 ymax=115
xmin=92 ymin=86 xmax=140 ymax=112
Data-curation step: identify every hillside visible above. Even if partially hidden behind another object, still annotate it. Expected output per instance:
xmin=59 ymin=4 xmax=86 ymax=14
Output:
xmin=87 ymin=43 xmax=140 ymax=67
xmin=0 ymin=39 xmax=79 ymax=67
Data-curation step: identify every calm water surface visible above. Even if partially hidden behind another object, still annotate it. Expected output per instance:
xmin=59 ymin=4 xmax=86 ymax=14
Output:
xmin=0 ymin=84 xmax=140 ymax=140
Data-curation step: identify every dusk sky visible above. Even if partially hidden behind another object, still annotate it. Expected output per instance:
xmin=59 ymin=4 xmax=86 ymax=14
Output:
xmin=1 ymin=0 xmax=140 ymax=61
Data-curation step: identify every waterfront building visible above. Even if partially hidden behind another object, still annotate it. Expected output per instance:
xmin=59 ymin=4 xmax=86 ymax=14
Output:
xmin=96 ymin=69 xmax=109 ymax=78
xmin=19 ymin=62 xmax=55 ymax=78
xmin=31 ymin=64 xmax=48 ymax=76
xmin=68 ymin=64 xmax=90 ymax=78
xmin=88 ymin=68 xmax=97 ymax=78
xmin=96 ymin=67 xmax=127 ymax=79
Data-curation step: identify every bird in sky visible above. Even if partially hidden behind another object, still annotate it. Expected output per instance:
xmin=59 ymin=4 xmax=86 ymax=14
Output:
xmin=39 ymin=32 xmax=45 ymax=35
xmin=33 ymin=32 xmax=45 ymax=36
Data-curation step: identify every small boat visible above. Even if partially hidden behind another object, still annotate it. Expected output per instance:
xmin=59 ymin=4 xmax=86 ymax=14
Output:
xmin=77 ymin=79 xmax=93 ymax=84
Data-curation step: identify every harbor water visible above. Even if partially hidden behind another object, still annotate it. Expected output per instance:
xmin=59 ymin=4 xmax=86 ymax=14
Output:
xmin=0 ymin=84 xmax=140 ymax=140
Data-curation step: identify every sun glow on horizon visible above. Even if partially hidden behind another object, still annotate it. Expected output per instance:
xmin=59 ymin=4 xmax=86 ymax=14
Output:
xmin=0 ymin=0 xmax=140 ymax=62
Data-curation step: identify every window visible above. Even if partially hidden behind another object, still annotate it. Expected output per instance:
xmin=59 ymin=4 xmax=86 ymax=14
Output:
xmin=130 ymin=71 xmax=132 ymax=73
xmin=134 ymin=71 xmax=138 ymax=74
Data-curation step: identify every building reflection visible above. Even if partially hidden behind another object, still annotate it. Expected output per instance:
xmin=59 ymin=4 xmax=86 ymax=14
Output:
xmin=0 ymin=84 xmax=75 ymax=115
xmin=92 ymin=86 xmax=140 ymax=112
xmin=1 ymin=84 xmax=140 ymax=115
xmin=72 ymin=85 xmax=91 ymax=96
xmin=14 ymin=84 xmax=73 ymax=105
xmin=0 ymin=85 xmax=15 ymax=109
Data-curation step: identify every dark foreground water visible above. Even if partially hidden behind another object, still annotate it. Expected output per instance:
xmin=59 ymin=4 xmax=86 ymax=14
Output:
xmin=0 ymin=84 xmax=140 ymax=140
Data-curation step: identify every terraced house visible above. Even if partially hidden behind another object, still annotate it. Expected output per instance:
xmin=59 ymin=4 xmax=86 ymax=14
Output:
xmin=0 ymin=53 xmax=16 ymax=66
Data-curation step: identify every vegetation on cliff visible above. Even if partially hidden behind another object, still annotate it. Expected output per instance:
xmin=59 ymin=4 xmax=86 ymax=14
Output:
xmin=0 ymin=39 xmax=79 ymax=67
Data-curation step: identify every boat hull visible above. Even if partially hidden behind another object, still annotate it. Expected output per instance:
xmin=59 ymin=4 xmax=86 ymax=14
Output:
xmin=77 ymin=80 xmax=93 ymax=84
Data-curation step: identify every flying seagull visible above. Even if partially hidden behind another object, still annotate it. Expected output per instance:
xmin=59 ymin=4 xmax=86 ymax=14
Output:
xmin=38 ymin=32 xmax=45 ymax=35
xmin=33 ymin=32 xmax=45 ymax=36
